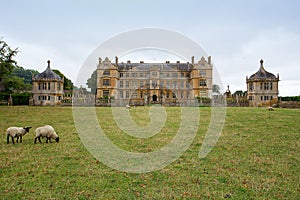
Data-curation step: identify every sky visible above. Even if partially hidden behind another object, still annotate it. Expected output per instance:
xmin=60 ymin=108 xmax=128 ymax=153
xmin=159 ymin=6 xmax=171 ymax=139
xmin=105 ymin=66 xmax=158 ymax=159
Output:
xmin=1 ymin=0 xmax=299 ymax=96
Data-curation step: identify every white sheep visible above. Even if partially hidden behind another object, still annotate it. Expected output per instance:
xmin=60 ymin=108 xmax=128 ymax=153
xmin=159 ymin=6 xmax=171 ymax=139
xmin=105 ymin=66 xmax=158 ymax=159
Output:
xmin=34 ymin=125 xmax=59 ymax=144
xmin=125 ymin=104 xmax=131 ymax=109
xmin=268 ymin=106 xmax=274 ymax=111
xmin=6 ymin=126 xmax=32 ymax=144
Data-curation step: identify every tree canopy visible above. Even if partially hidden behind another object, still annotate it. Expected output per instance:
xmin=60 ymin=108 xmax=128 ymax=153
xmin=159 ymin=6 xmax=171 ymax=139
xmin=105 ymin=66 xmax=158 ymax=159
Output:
xmin=3 ymin=75 xmax=32 ymax=91
xmin=86 ymin=70 xmax=97 ymax=94
xmin=0 ymin=39 xmax=18 ymax=79
xmin=53 ymin=69 xmax=75 ymax=90
xmin=0 ymin=38 xmax=21 ymax=92
xmin=12 ymin=66 xmax=39 ymax=84
xmin=212 ymin=84 xmax=221 ymax=94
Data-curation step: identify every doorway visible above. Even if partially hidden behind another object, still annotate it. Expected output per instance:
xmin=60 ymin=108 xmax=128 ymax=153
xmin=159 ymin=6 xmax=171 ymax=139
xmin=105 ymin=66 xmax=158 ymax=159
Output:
xmin=152 ymin=95 xmax=157 ymax=102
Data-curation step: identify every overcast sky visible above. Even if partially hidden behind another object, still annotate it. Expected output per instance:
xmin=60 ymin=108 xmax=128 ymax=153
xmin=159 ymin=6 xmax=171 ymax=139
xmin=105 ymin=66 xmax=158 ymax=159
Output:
xmin=1 ymin=0 xmax=299 ymax=96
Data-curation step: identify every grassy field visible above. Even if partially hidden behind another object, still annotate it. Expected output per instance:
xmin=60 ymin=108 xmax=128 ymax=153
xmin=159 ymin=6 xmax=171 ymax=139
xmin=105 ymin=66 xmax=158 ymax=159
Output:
xmin=0 ymin=106 xmax=299 ymax=199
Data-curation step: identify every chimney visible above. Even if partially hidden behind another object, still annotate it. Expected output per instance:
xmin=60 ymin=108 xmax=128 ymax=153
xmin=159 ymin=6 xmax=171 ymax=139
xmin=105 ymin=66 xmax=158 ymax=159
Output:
xmin=166 ymin=61 xmax=170 ymax=63
xmin=191 ymin=56 xmax=194 ymax=64
xmin=140 ymin=61 xmax=144 ymax=63
xmin=127 ymin=60 xmax=131 ymax=63
xmin=115 ymin=56 xmax=118 ymax=64
xmin=208 ymin=56 xmax=211 ymax=65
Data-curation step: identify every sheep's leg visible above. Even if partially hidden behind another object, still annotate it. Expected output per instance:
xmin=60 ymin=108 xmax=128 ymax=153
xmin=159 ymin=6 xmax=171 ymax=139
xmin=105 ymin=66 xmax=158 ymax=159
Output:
xmin=49 ymin=138 xmax=52 ymax=143
xmin=12 ymin=137 xmax=15 ymax=144
xmin=35 ymin=137 xmax=42 ymax=144
xmin=20 ymin=136 xmax=22 ymax=143
xmin=16 ymin=136 xmax=19 ymax=143
xmin=46 ymin=137 xmax=49 ymax=143
xmin=7 ymin=135 xmax=10 ymax=144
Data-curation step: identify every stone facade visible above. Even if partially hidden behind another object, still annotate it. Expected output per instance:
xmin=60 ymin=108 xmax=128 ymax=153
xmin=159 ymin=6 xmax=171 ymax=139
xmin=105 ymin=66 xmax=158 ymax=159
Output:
xmin=96 ymin=56 xmax=213 ymax=106
xmin=246 ymin=60 xmax=279 ymax=106
xmin=31 ymin=60 xmax=64 ymax=106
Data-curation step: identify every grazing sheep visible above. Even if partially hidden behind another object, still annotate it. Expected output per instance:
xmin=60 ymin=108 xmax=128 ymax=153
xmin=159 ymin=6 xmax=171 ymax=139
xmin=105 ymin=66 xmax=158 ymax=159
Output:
xmin=7 ymin=126 xmax=32 ymax=144
xmin=268 ymin=106 xmax=274 ymax=111
xmin=34 ymin=125 xmax=59 ymax=144
xmin=125 ymin=104 xmax=131 ymax=109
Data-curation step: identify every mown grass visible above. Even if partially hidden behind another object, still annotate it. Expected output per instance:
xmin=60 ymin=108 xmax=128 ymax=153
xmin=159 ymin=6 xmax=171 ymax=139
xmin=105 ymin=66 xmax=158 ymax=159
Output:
xmin=0 ymin=106 xmax=299 ymax=199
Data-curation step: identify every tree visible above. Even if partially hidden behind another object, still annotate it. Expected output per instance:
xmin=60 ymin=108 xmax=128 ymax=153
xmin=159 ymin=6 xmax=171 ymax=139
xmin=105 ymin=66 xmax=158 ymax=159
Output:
xmin=12 ymin=66 xmax=39 ymax=84
xmin=3 ymin=75 xmax=31 ymax=91
xmin=0 ymin=39 xmax=18 ymax=79
xmin=233 ymin=90 xmax=244 ymax=97
xmin=86 ymin=70 xmax=97 ymax=94
xmin=52 ymin=69 xmax=74 ymax=90
xmin=212 ymin=84 xmax=221 ymax=94
xmin=0 ymin=39 xmax=19 ymax=91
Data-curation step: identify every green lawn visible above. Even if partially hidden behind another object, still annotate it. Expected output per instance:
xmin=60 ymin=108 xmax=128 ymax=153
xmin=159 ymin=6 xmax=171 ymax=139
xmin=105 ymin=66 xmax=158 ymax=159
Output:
xmin=0 ymin=106 xmax=299 ymax=199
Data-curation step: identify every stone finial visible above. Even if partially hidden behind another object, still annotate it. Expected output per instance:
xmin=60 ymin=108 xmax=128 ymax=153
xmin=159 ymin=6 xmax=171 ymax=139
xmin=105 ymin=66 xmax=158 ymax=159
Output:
xmin=260 ymin=59 xmax=263 ymax=67
xmin=47 ymin=60 xmax=51 ymax=68
xmin=259 ymin=59 xmax=266 ymax=73
xmin=99 ymin=57 xmax=102 ymax=64
xmin=191 ymin=56 xmax=194 ymax=64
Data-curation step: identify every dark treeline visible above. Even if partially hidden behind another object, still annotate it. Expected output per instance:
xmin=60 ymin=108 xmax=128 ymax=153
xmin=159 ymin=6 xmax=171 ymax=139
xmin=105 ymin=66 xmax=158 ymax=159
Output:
xmin=280 ymin=96 xmax=300 ymax=101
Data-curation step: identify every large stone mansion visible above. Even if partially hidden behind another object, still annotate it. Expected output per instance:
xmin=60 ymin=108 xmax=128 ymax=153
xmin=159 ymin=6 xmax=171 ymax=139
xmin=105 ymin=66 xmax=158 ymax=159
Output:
xmin=96 ymin=56 xmax=213 ymax=106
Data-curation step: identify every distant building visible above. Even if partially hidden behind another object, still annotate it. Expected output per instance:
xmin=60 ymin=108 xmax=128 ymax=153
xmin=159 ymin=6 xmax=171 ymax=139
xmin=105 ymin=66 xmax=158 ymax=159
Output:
xmin=246 ymin=59 xmax=279 ymax=106
xmin=31 ymin=60 xmax=64 ymax=106
xmin=224 ymin=85 xmax=231 ymax=98
xmin=96 ymin=56 xmax=213 ymax=106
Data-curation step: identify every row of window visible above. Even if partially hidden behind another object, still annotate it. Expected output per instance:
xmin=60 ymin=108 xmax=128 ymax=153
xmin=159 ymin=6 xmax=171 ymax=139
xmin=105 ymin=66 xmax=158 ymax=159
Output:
xmin=38 ymin=95 xmax=62 ymax=101
xmin=38 ymin=83 xmax=51 ymax=90
xmin=117 ymin=71 xmax=206 ymax=78
xmin=115 ymin=90 xmax=192 ymax=99
xmin=249 ymin=82 xmax=274 ymax=91
xmin=38 ymin=82 xmax=62 ymax=91
xmin=102 ymin=69 xmax=207 ymax=78
xmin=119 ymin=72 xmax=192 ymax=78
xmin=248 ymin=96 xmax=273 ymax=101
xmin=261 ymin=96 xmax=273 ymax=101
xmin=118 ymin=80 xmax=192 ymax=89
xmin=103 ymin=79 xmax=207 ymax=88
xmin=38 ymin=95 xmax=50 ymax=100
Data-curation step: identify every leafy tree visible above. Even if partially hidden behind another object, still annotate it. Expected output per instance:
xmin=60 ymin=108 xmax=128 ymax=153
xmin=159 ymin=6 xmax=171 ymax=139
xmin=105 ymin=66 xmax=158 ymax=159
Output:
xmin=3 ymin=75 xmax=31 ymax=91
xmin=12 ymin=66 xmax=39 ymax=84
xmin=233 ymin=90 xmax=243 ymax=97
xmin=0 ymin=39 xmax=19 ymax=91
xmin=86 ymin=70 xmax=97 ymax=94
xmin=52 ymin=69 xmax=74 ymax=90
xmin=0 ymin=39 xmax=18 ymax=79
xmin=212 ymin=84 xmax=221 ymax=94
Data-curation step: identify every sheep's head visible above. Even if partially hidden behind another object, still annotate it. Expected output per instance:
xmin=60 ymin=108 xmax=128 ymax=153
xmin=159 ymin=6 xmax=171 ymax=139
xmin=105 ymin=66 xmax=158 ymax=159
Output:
xmin=55 ymin=137 xmax=59 ymax=143
xmin=23 ymin=126 xmax=32 ymax=132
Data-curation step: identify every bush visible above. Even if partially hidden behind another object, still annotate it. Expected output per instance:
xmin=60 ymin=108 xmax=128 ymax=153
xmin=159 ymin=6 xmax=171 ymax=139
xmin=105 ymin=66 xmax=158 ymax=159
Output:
xmin=0 ymin=92 xmax=31 ymax=105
